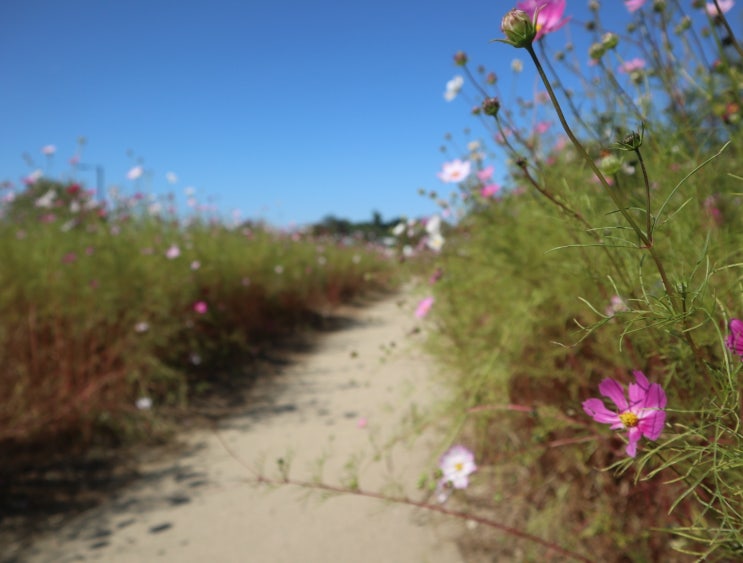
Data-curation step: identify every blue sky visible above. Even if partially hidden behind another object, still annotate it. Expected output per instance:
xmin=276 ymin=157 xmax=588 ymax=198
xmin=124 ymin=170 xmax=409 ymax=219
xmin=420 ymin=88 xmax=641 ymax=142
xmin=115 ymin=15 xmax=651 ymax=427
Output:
xmin=1 ymin=1 xmax=733 ymax=228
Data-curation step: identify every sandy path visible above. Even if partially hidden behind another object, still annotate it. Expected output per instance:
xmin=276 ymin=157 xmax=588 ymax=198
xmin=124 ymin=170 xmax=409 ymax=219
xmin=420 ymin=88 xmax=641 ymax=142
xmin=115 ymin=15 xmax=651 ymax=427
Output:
xmin=17 ymin=290 xmax=465 ymax=563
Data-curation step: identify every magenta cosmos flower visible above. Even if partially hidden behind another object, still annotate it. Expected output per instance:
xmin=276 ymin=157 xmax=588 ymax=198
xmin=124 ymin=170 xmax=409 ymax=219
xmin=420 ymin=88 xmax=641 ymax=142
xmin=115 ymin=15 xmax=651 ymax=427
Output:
xmin=193 ymin=301 xmax=208 ymax=314
xmin=582 ymin=370 xmax=666 ymax=457
xmin=516 ymin=0 xmax=570 ymax=41
xmin=726 ymin=318 xmax=743 ymax=359
xmin=415 ymin=296 xmax=434 ymax=319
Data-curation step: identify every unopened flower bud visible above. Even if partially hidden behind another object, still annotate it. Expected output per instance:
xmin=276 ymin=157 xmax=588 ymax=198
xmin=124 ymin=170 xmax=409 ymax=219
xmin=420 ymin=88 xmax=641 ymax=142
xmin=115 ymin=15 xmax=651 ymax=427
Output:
xmin=588 ymin=43 xmax=606 ymax=60
xmin=482 ymin=97 xmax=501 ymax=117
xmin=675 ymin=16 xmax=691 ymax=34
xmin=613 ymin=126 xmax=645 ymax=151
xmin=601 ymin=32 xmax=619 ymax=49
xmin=454 ymin=51 xmax=468 ymax=66
xmin=653 ymin=0 xmax=666 ymax=12
xmin=486 ymin=72 xmax=497 ymax=85
xmin=598 ymin=154 xmax=623 ymax=175
xmin=691 ymin=0 xmax=704 ymax=7
xmin=500 ymin=9 xmax=537 ymax=48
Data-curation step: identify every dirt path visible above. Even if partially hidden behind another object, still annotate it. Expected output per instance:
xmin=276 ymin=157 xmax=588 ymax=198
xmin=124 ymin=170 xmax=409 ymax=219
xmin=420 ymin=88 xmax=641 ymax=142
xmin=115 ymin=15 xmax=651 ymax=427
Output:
xmin=15 ymin=289 xmax=465 ymax=563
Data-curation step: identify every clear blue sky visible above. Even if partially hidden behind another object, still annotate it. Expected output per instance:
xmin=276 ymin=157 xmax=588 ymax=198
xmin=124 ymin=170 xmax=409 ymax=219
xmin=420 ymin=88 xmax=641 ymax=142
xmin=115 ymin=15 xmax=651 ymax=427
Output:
xmin=0 ymin=1 xmax=732 ymax=228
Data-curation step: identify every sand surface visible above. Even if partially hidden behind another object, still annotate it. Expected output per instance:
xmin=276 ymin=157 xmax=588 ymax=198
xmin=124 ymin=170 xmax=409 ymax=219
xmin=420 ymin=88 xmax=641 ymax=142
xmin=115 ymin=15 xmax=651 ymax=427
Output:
xmin=14 ymin=290 xmax=465 ymax=563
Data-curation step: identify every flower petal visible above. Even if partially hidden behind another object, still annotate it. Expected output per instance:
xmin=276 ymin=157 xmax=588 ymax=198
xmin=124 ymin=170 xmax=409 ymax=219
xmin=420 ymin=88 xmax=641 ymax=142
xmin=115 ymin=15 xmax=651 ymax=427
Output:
xmin=638 ymin=410 xmax=666 ymax=441
xmin=598 ymin=378 xmax=629 ymax=411
xmin=582 ymin=398 xmax=620 ymax=424
xmin=625 ymin=429 xmax=641 ymax=457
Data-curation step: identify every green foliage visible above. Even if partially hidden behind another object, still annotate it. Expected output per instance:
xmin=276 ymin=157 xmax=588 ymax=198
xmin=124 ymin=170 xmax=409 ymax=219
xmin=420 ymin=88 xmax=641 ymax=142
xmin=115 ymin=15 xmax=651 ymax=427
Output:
xmin=0 ymin=186 xmax=402 ymax=453
xmin=425 ymin=2 xmax=743 ymax=560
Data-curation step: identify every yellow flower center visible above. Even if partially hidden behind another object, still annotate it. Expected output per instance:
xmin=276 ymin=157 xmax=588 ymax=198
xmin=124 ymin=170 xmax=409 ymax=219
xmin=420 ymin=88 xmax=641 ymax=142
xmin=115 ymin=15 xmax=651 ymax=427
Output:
xmin=619 ymin=411 xmax=639 ymax=428
xmin=454 ymin=462 xmax=464 ymax=472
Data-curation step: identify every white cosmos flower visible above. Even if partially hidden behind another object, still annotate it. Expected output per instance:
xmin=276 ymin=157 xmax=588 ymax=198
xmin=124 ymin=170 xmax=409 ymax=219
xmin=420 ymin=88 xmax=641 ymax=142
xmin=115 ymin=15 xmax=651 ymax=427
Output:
xmin=127 ymin=165 xmax=143 ymax=180
xmin=444 ymin=75 xmax=464 ymax=101
xmin=392 ymin=222 xmax=406 ymax=236
xmin=35 ymin=189 xmax=57 ymax=208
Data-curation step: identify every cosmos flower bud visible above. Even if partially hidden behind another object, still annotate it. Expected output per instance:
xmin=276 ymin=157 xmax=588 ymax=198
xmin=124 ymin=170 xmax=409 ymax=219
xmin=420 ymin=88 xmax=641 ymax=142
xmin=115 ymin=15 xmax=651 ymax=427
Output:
xmin=601 ymin=32 xmax=619 ymax=49
xmin=453 ymin=51 xmax=468 ymax=66
xmin=482 ymin=97 xmax=501 ymax=117
xmin=500 ymin=9 xmax=537 ymax=48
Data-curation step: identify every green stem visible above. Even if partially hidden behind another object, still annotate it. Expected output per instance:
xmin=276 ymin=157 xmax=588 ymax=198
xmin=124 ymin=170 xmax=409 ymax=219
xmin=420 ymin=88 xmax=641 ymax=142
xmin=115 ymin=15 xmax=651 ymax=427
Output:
xmin=524 ymin=44 xmax=679 ymax=313
xmin=634 ymin=146 xmax=653 ymax=245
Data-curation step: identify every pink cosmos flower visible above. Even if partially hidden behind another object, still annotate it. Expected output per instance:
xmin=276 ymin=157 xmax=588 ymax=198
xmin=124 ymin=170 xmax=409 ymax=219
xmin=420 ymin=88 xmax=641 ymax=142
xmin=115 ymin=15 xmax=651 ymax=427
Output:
xmin=583 ymin=371 xmax=666 ymax=457
xmin=165 ymin=244 xmax=180 ymax=259
xmin=435 ymin=445 xmax=476 ymax=503
xmin=193 ymin=301 xmax=208 ymax=314
xmin=42 ymin=144 xmax=57 ymax=156
xmin=618 ymin=58 xmax=646 ymax=74
xmin=534 ymin=121 xmax=552 ymax=135
xmin=476 ymin=165 xmax=494 ymax=182
xmin=725 ymin=318 xmax=743 ymax=359
xmin=437 ymin=159 xmax=471 ymax=183
xmin=516 ymin=0 xmax=570 ymax=41
xmin=415 ymin=296 xmax=435 ymax=319
xmin=706 ymin=0 xmax=734 ymax=15
xmin=480 ymin=184 xmax=501 ymax=198
xmin=624 ymin=0 xmax=646 ymax=12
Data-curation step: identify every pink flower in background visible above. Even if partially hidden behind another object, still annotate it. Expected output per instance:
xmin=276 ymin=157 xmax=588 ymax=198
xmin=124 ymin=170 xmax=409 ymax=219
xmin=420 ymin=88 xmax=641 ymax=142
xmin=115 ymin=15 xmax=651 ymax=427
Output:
xmin=480 ymin=184 xmax=501 ymax=198
xmin=356 ymin=417 xmax=368 ymax=429
xmin=415 ymin=296 xmax=435 ymax=319
xmin=624 ymin=0 xmax=646 ymax=12
xmin=436 ymin=445 xmax=476 ymax=503
xmin=193 ymin=301 xmax=208 ymax=314
xmin=618 ymin=58 xmax=646 ymax=73
xmin=516 ymin=0 xmax=570 ymax=41
xmin=41 ymin=144 xmax=56 ymax=155
xmin=605 ymin=295 xmax=629 ymax=317
xmin=165 ymin=244 xmax=180 ymax=259
xmin=437 ymin=159 xmax=471 ymax=183
xmin=476 ymin=165 xmax=494 ymax=182
xmin=725 ymin=318 xmax=743 ymax=359
xmin=582 ymin=371 xmax=666 ymax=457
xmin=534 ymin=121 xmax=552 ymax=135
xmin=706 ymin=0 xmax=734 ymax=15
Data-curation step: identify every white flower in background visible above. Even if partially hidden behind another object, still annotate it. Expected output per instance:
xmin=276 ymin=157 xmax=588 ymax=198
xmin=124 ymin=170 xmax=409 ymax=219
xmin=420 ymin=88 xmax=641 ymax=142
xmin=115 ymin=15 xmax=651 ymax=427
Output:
xmin=190 ymin=260 xmax=201 ymax=271
xmin=127 ymin=165 xmax=143 ymax=180
xmin=42 ymin=144 xmax=56 ymax=155
xmin=134 ymin=321 xmax=150 ymax=333
xmin=392 ymin=222 xmax=406 ymax=237
xmin=425 ymin=214 xmax=442 ymax=235
xmin=135 ymin=396 xmax=152 ymax=410
xmin=165 ymin=171 xmax=178 ymax=184
xmin=467 ymin=140 xmax=481 ymax=152
xmin=148 ymin=202 xmax=162 ymax=216
xmin=402 ymin=245 xmax=414 ymax=258
xmin=426 ymin=232 xmax=445 ymax=252
xmin=274 ymin=265 xmax=284 ymax=274
xmin=25 ymin=169 xmax=43 ymax=185
xmin=435 ymin=445 xmax=477 ymax=503
xmin=35 ymin=189 xmax=57 ymax=208
xmin=437 ymin=159 xmax=471 ymax=183
xmin=184 ymin=186 xmax=196 ymax=196
xmin=511 ymin=58 xmax=524 ymax=73
xmin=444 ymin=75 xmax=464 ymax=101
